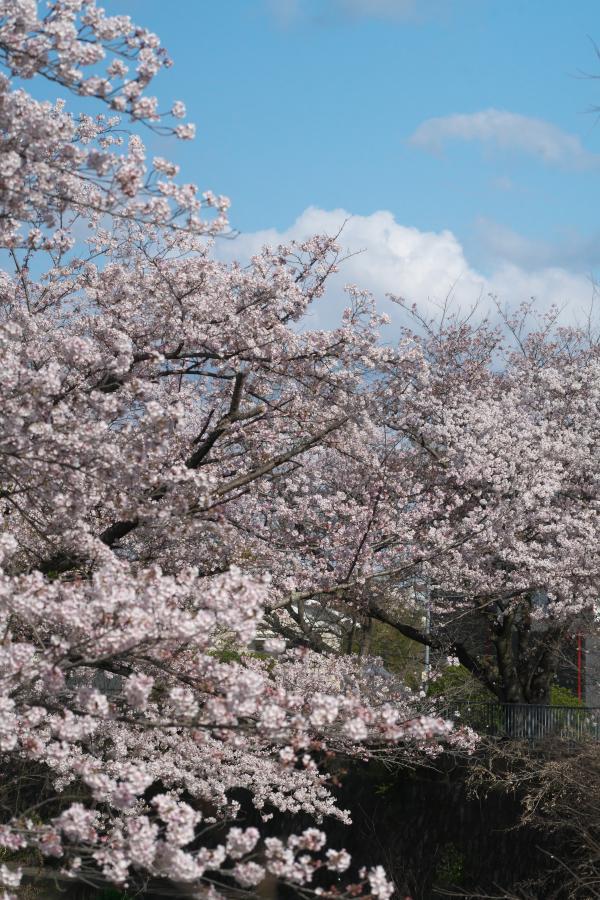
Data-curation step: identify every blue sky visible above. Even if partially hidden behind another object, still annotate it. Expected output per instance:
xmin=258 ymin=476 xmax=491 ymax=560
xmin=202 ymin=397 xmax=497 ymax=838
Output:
xmin=104 ymin=1 xmax=600 ymax=321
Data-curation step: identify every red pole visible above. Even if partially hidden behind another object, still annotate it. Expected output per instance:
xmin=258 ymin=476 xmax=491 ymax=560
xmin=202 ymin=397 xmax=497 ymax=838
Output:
xmin=577 ymin=634 xmax=583 ymax=702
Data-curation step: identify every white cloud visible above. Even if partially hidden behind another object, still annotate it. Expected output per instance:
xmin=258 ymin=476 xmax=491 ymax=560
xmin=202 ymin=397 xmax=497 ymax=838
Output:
xmin=216 ymin=207 xmax=597 ymax=332
xmin=409 ymin=109 xmax=600 ymax=170
xmin=266 ymin=0 xmax=300 ymax=25
xmin=336 ymin=0 xmax=420 ymax=18
xmin=338 ymin=0 xmax=464 ymax=19
xmin=266 ymin=0 xmax=453 ymax=24
xmin=476 ymin=218 xmax=600 ymax=272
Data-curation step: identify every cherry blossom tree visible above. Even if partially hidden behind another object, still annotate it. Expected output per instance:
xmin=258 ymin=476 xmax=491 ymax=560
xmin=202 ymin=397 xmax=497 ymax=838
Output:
xmin=374 ymin=305 xmax=600 ymax=705
xmin=0 ymin=2 xmax=463 ymax=897
xmin=265 ymin=303 xmax=600 ymax=706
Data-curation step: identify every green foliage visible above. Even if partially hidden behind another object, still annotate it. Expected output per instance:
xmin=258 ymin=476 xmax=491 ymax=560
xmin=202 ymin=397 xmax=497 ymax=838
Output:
xmin=550 ymin=684 xmax=583 ymax=707
xmin=366 ymin=618 xmax=425 ymax=688
xmin=427 ymin=664 xmax=493 ymax=702
xmin=208 ymin=646 xmax=275 ymax=672
xmin=433 ymin=842 xmax=465 ymax=887
xmin=373 ymin=779 xmax=395 ymax=796
xmin=210 ymin=647 xmax=242 ymax=664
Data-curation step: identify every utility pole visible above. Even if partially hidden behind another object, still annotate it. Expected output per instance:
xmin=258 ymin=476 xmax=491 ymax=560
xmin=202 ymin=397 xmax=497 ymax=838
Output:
xmin=423 ymin=573 xmax=431 ymax=676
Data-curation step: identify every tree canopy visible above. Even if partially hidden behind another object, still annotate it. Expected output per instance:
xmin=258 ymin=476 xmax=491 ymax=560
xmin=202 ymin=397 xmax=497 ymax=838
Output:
xmin=0 ymin=1 xmax=598 ymax=897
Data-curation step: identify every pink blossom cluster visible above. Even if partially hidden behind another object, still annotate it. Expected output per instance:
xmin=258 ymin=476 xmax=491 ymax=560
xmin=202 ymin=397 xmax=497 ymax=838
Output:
xmin=0 ymin=0 xmax=228 ymax=249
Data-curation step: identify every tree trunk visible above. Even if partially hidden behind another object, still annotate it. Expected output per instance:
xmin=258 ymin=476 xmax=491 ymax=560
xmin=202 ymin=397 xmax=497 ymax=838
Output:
xmin=492 ymin=613 xmax=525 ymax=703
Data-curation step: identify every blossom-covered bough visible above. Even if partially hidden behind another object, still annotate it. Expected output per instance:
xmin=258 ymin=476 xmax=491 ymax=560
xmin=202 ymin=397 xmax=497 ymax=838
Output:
xmin=0 ymin=2 xmax=467 ymax=897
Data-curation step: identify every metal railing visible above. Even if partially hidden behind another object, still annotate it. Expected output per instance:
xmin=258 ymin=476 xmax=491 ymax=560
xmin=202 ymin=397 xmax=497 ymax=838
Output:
xmin=443 ymin=702 xmax=600 ymax=741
